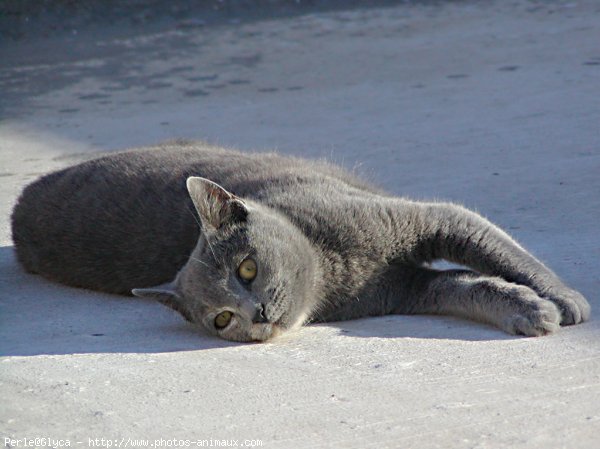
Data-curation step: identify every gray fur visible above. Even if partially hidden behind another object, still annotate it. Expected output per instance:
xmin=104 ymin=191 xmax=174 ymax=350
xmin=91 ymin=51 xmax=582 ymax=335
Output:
xmin=11 ymin=140 xmax=590 ymax=341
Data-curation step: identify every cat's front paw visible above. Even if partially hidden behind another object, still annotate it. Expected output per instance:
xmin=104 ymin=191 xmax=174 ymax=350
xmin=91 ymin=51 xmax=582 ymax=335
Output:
xmin=503 ymin=297 xmax=561 ymax=337
xmin=542 ymin=286 xmax=591 ymax=326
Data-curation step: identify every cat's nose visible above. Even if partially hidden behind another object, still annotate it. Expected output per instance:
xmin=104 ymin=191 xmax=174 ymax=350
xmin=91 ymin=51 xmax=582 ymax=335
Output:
xmin=252 ymin=303 xmax=269 ymax=324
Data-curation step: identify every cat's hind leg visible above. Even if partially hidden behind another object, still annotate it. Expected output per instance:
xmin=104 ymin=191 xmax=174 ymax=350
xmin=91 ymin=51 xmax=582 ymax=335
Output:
xmin=390 ymin=265 xmax=561 ymax=336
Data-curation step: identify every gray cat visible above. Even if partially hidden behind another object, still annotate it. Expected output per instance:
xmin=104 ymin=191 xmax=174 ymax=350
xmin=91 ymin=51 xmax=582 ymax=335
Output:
xmin=11 ymin=140 xmax=590 ymax=341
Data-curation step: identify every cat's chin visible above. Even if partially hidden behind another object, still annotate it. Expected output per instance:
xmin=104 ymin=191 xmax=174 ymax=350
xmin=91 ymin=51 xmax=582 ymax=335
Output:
xmin=247 ymin=323 xmax=281 ymax=342
xmin=212 ymin=310 xmax=309 ymax=342
xmin=244 ymin=311 xmax=308 ymax=342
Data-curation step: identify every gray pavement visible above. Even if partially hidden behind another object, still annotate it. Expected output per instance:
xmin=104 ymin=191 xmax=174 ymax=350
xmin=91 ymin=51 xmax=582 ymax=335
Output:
xmin=1 ymin=1 xmax=599 ymax=448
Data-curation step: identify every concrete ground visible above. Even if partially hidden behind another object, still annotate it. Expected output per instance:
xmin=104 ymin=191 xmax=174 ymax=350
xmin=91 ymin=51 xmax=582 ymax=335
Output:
xmin=1 ymin=1 xmax=599 ymax=447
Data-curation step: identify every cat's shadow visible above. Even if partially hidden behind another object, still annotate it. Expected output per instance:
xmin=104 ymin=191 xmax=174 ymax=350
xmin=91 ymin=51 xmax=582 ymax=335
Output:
xmin=322 ymin=315 xmax=521 ymax=342
xmin=0 ymin=246 xmax=238 ymax=356
xmin=1 ymin=246 xmax=516 ymax=357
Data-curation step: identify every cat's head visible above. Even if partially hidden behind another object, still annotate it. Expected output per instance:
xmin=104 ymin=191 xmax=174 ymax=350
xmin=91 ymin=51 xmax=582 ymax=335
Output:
xmin=133 ymin=177 xmax=321 ymax=342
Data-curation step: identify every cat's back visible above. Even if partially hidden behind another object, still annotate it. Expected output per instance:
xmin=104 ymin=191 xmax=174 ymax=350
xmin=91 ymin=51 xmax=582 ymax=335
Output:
xmin=35 ymin=140 xmax=371 ymax=193
xmin=12 ymin=140 xmax=351 ymax=217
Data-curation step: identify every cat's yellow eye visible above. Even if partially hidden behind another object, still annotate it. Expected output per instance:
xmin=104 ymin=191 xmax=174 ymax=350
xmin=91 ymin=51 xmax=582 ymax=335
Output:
xmin=214 ymin=311 xmax=233 ymax=329
xmin=238 ymin=258 xmax=257 ymax=283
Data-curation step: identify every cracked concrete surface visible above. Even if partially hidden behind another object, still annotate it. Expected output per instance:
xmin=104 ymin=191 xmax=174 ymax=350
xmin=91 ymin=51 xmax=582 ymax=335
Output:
xmin=1 ymin=1 xmax=599 ymax=447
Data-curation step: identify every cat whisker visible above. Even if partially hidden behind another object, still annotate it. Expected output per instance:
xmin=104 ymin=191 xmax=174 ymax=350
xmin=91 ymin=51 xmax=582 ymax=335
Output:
xmin=186 ymin=205 xmax=203 ymax=230
xmin=189 ymin=256 xmax=209 ymax=268
xmin=203 ymin=236 xmax=217 ymax=261
xmin=186 ymin=204 xmax=218 ymax=261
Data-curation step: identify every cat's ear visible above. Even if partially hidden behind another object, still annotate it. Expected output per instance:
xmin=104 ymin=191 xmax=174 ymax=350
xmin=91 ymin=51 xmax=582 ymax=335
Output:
xmin=186 ymin=176 xmax=248 ymax=230
xmin=132 ymin=282 xmax=194 ymax=322
xmin=132 ymin=281 xmax=179 ymax=302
